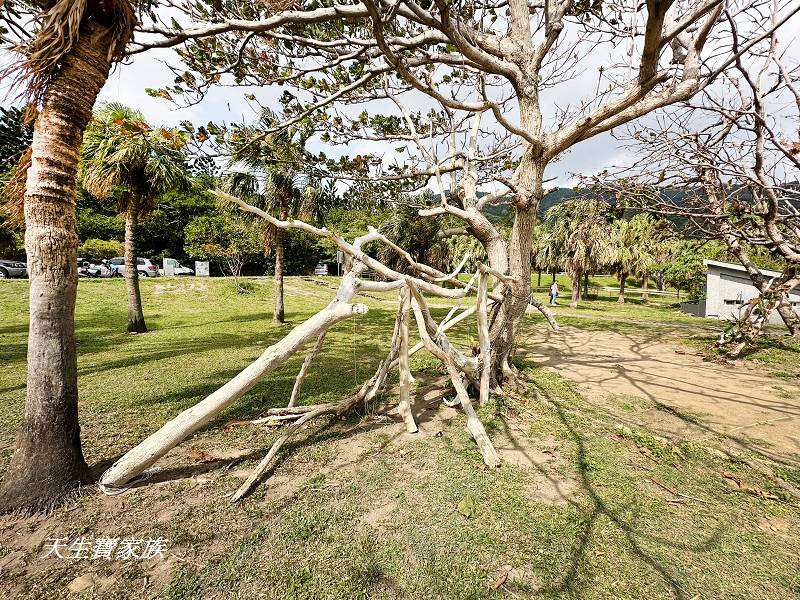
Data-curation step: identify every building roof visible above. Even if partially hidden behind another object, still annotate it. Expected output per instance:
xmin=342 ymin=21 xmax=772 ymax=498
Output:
xmin=703 ymin=259 xmax=785 ymax=279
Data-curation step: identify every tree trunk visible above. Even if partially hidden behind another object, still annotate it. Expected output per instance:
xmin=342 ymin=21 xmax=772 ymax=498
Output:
xmin=537 ymin=269 xmax=541 ymax=287
xmin=489 ymin=203 xmax=535 ymax=381
xmin=776 ymin=300 xmax=800 ymax=337
xmin=0 ymin=23 xmax=115 ymax=514
xmin=618 ymin=272 xmax=627 ymax=304
xmin=642 ymin=273 xmax=650 ymax=303
xmin=273 ymin=203 xmax=288 ymax=324
xmin=583 ymin=272 xmax=589 ymax=298
xmin=124 ymin=199 xmax=147 ymax=333
xmin=569 ymin=269 xmax=583 ymax=308
xmin=100 ymin=271 xmax=370 ymax=489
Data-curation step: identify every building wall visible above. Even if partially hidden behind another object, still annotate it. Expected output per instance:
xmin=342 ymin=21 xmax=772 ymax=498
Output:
xmin=705 ymin=265 xmax=800 ymax=324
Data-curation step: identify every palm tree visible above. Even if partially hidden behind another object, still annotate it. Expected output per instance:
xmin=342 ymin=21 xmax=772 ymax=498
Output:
xmin=536 ymin=199 xmax=614 ymax=308
xmin=0 ymin=0 xmax=135 ymax=513
xmin=81 ymin=104 xmax=189 ymax=333
xmin=610 ymin=213 xmax=661 ymax=304
xmin=228 ymin=112 xmax=332 ymax=323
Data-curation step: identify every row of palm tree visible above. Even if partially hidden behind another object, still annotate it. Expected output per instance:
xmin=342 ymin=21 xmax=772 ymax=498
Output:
xmin=535 ymin=198 xmax=671 ymax=307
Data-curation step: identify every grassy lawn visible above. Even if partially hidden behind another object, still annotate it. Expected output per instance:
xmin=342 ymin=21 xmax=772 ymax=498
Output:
xmin=1 ymin=277 xmax=798 ymax=599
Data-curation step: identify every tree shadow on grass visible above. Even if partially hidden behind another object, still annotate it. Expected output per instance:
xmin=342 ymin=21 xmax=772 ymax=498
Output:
xmin=520 ymin=384 xmax=724 ymax=599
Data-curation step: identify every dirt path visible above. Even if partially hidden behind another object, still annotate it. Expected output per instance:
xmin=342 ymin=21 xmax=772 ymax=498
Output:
xmin=524 ymin=327 xmax=800 ymax=465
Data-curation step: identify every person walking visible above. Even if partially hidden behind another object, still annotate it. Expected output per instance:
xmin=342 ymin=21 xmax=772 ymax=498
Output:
xmin=549 ymin=281 xmax=559 ymax=306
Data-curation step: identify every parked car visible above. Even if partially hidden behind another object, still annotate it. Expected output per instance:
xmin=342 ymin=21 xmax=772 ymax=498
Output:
xmin=109 ymin=257 xmax=159 ymax=278
xmin=314 ymin=263 xmax=329 ymax=276
xmin=0 ymin=259 xmax=27 ymax=279
xmin=173 ymin=262 xmax=194 ymax=276
xmin=158 ymin=262 xmax=194 ymax=276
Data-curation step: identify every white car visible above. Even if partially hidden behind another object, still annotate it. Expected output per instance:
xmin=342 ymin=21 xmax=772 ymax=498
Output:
xmin=158 ymin=262 xmax=194 ymax=276
xmin=109 ymin=257 xmax=159 ymax=278
xmin=173 ymin=262 xmax=194 ymax=276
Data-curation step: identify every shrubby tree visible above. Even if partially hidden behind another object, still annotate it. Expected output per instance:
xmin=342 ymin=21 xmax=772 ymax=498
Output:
xmin=81 ymin=103 xmax=189 ymax=333
xmin=184 ymin=212 xmax=263 ymax=292
xmin=78 ymin=238 xmax=124 ymax=262
xmin=662 ymin=239 xmax=725 ymax=300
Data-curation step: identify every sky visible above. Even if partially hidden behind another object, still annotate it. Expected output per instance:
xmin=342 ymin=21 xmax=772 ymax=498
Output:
xmin=93 ymin=48 xmax=636 ymax=188
xmin=3 ymin=7 xmax=799 ymax=189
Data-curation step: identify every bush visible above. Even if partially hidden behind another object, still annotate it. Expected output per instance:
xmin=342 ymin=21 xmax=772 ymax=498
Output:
xmin=78 ymin=238 xmax=124 ymax=261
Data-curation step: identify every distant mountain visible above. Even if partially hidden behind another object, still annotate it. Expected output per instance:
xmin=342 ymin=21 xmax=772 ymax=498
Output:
xmin=480 ymin=187 xmax=595 ymax=222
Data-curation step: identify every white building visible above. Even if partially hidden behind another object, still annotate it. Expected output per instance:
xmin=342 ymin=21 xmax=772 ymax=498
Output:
xmin=681 ymin=260 xmax=800 ymax=324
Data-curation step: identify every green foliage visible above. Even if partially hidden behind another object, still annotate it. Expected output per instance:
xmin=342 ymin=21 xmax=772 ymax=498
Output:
xmin=0 ymin=219 xmax=24 ymax=259
xmin=662 ymin=239 xmax=725 ymax=299
xmin=0 ymin=105 xmax=33 ymax=167
xmin=77 ymin=238 xmax=124 ymax=261
xmin=609 ymin=213 xmax=669 ymax=279
xmin=184 ymin=212 xmax=263 ymax=276
xmin=80 ymin=103 xmax=190 ymax=214
xmin=535 ymin=198 xmax=614 ymax=279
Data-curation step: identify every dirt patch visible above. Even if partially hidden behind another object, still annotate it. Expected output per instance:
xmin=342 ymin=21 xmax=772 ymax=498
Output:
xmin=525 ymin=327 xmax=800 ymax=464
xmin=152 ymin=281 xmax=209 ymax=296
xmin=359 ymin=501 xmax=397 ymax=529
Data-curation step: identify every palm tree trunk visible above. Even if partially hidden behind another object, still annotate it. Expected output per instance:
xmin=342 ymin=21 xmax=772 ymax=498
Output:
xmin=124 ymin=198 xmax=147 ymax=333
xmin=273 ymin=201 xmax=288 ymax=324
xmin=0 ymin=22 xmax=115 ymax=514
xmin=618 ymin=271 xmax=627 ymax=304
xmin=569 ymin=269 xmax=583 ymax=308
xmin=642 ymin=273 xmax=650 ymax=303
xmin=583 ymin=272 xmax=589 ymax=298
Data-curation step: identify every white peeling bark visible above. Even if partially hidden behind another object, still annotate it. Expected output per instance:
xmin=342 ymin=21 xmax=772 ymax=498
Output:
xmin=476 ymin=269 xmax=491 ymax=407
xmin=287 ymin=332 xmax=326 ymax=408
xmin=397 ymin=288 xmax=417 ymax=433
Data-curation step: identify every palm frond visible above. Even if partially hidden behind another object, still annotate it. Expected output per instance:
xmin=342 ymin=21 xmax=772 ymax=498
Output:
xmin=3 ymin=0 xmax=136 ymax=105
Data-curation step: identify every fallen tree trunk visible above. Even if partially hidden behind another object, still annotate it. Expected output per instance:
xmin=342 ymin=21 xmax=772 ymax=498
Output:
xmin=99 ymin=298 xmax=367 ymax=489
xmin=230 ymin=302 xmax=406 ymax=502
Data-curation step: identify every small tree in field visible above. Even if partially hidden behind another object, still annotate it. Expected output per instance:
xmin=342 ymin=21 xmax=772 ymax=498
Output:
xmin=81 ymin=103 xmax=189 ymax=333
xmin=227 ymin=112 xmax=334 ymax=322
xmin=184 ymin=212 xmax=262 ymax=292
xmin=610 ymin=213 xmax=662 ymax=304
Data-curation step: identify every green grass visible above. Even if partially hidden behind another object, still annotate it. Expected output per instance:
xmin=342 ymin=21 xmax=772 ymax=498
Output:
xmin=1 ymin=277 xmax=798 ymax=599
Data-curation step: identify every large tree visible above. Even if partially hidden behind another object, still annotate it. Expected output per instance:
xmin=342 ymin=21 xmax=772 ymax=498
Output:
xmin=81 ymin=103 xmax=189 ymax=333
xmin=597 ymin=15 xmax=800 ymax=341
xmin=129 ymin=0 xmax=797 ymax=379
xmin=0 ymin=0 xmax=135 ymax=513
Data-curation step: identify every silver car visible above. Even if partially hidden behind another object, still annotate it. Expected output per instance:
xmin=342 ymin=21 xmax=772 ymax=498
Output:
xmin=109 ymin=257 xmax=159 ymax=278
xmin=0 ymin=259 xmax=27 ymax=279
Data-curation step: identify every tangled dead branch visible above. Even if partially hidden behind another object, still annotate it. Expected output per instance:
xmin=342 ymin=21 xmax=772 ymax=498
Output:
xmin=99 ymin=189 xmax=558 ymax=500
